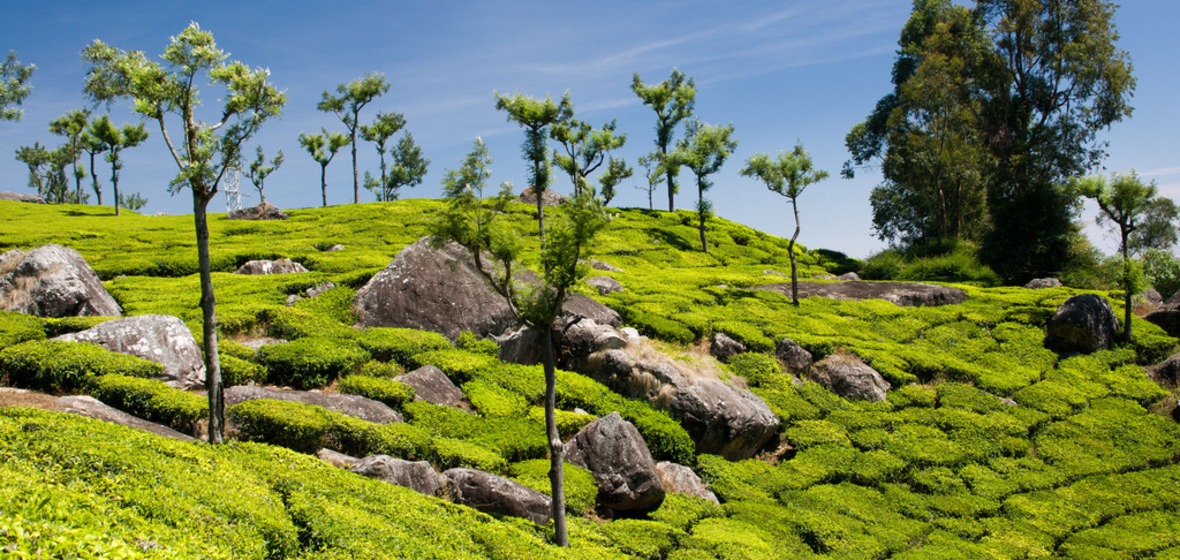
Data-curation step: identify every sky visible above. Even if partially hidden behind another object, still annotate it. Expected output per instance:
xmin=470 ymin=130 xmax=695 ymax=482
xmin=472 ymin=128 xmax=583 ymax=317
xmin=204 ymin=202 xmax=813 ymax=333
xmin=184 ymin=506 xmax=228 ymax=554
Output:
xmin=2 ymin=0 xmax=1177 ymax=258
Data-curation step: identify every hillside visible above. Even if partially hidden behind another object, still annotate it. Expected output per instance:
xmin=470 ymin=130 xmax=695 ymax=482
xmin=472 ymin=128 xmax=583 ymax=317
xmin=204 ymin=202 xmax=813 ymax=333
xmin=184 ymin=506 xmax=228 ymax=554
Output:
xmin=2 ymin=198 xmax=1180 ymax=559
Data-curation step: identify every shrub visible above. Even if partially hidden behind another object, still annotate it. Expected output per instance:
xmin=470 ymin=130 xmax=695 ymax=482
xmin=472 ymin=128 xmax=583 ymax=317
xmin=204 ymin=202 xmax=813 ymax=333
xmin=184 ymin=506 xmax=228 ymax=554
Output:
xmin=0 ymin=310 xmax=46 ymax=349
xmin=220 ymin=353 xmax=268 ymax=387
xmin=650 ymin=493 xmax=724 ymax=532
xmin=354 ymin=360 xmax=403 ymax=378
xmin=40 ymin=316 xmax=113 ymax=338
xmin=727 ymin=352 xmax=781 ymax=387
xmin=600 ymin=519 xmax=685 ymax=559
xmin=228 ymin=398 xmax=336 ymax=454
xmin=456 ymin=330 xmax=500 ymax=356
xmin=257 ymin=337 xmax=370 ymax=390
xmin=432 ymin=437 xmax=508 ymax=474
xmin=88 ymin=374 xmax=208 ymax=434
xmin=509 ymin=459 xmax=598 ymax=515
xmin=354 ymin=327 xmax=451 ymax=365
xmin=785 ymin=420 xmax=852 ymax=450
xmin=526 ymin=406 xmax=595 ymax=440
xmin=712 ymin=321 xmax=773 ymax=352
xmin=219 ymin=338 xmax=257 ymax=361
xmin=628 ymin=311 xmax=695 ymax=344
xmin=337 ymin=375 xmax=415 ymax=409
xmin=467 ymin=380 xmax=528 ymax=417
xmin=331 ymin=416 xmax=431 ymax=461
xmin=0 ymin=340 xmax=163 ymax=392
xmin=260 ymin=306 xmax=353 ymax=340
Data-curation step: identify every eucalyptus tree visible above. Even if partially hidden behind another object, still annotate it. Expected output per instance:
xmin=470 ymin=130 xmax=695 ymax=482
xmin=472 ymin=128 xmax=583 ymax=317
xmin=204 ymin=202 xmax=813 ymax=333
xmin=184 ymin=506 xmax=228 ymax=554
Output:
xmin=741 ymin=143 xmax=830 ymax=306
xmin=359 ymin=111 xmax=405 ymax=199
xmin=676 ymin=120 xmax=737 ymax=254
xmin=631 ymin=68 xmax=696 ymax=211
xmin=299 ymin=128 xmax=350 ymax=207
xmin=494 ymin=91 xmax=573 ymax=246
xmin=318 ymin=73 xmax=390 ymax=204
xmin=1 ymin=50 xmax=35 ymax=121
xmin=49 ymin=109 xmax=91 ymax=203
xmin=429 ymin=138 xmax=610 ymax=548
xmin=82 ymin=23 xmax=288 ymax=443
xmin=243 ymin=145 xmax=284 ymax=203
xmin=89 ymin=114 xmax=149 ymax=216
xmin=381 ymin=132 xmax=429 ymax=201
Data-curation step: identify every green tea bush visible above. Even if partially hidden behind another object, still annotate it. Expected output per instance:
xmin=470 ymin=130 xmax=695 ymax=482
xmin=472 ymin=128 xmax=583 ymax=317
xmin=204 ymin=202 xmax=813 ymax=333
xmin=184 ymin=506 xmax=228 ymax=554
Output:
xmin=337 ymin=375 xmax=415 ymax=409
xmin=40 ymin=316 xmax=113 ymax=338
xmin=456 ymin=330 xmax=500 ymax=356
xmin=509 ymin=459 xmax=598 ymax=515
xmin=0 ymin=340 xmax=163 ymax=392
xmin=221 ymin=353 xmax=268 ymax=387
xmin=354 ymin=360 xmax=403 ymax=378
xmin=330 ymin=416 xmax=431 ymax=461
xmin=0 ymin=310 xmax=45 ymax=349
xmin=260 ymin=306 xmax=354 ymax=340
xmin=88 ymin=374 xmax=208 ymax=434
xmin=466 ymin=380 xmax=528 ymax=417
xmin=650 ymin=493 xmax=724 ymax=532
xmin=726 ymin=352 xmax=781 ymax=387
xmin=258 ymin=337 xmax=370 ymax=390
xmin=229 ymin=398 xmax=337 ymax=453
xmin=600 ymin=519 xmax=685 ymax=559
xmin=432 ymin=437 xmax=509 ymax=473
xmin=220 ymin=338 xmax=258 ymax=361
xmin=355 ymin=327 xmax=451 ymax=365
xmin=785 ymin=420 xmax=852 ymax=450
xmin=404 ymin=400 xmax=547 ymax=463
xmin=696 ymin=454 xmax=792 ymax=503
xmin=712 ymin=321 xmax=773 ymax=352
xmin=627 ymin=310 xmax=695 ymax=344
xmin=526 ymin=406 xmax=595 ymax=439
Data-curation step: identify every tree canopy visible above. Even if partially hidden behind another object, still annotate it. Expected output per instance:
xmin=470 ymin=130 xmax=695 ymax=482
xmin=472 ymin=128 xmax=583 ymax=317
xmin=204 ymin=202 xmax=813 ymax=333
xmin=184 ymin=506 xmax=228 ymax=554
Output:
xmin=631 ymin=68 xmax=696 ymax=212
xmin=318 ymin=72 xmax=390 ymax=204
xmin=0 ymin=50 xmax=35 ymax=121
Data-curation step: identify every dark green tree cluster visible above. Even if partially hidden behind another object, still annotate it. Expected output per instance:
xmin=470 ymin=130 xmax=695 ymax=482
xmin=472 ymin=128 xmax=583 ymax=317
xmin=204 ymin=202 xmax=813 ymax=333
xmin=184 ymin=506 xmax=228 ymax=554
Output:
xmin=0 ymin=50 xmax=35 ymax=122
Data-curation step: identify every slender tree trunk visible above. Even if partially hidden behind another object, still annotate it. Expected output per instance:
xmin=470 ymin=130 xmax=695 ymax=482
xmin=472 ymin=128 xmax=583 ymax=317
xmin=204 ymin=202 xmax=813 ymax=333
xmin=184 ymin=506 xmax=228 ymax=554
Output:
xmin=110 ymin=158 xmax=120 ymax=217
xmin=663 ymin=144 xmax=674 ymax=212
xmin=89 ymin=152 xmax=102 ymax=206
xmin=536 ymin=191 xmax=546 ymax=249
xmin=789 ymin=198 xmax=801 ymax=307
xmin=73 ymin=159 xmax=82 ymax=204
xmin=1122 ymin=232 xmax=1133 ymax=342
xmin=321 ymin=164 xmax=328 ymax=208
xmin=698 ymin=185 xmax=708 ymax=254
xmin=351 ymin=128 xmax=359 ymax=204
xmin=194 ymin=193 xmax=224 ymax=443
xmin=541 ymin=328 xmax=567 ymax=546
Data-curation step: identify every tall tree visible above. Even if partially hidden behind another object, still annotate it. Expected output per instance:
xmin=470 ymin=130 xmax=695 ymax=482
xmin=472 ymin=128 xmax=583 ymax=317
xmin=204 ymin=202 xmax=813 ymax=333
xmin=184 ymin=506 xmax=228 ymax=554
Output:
xmin=597 ymin=156 xmax=633 ymax=206
xmin=675 ymin=120 xmax=737 ymax=254
xmin=380 ymin=132 xmax=429 ymax=201
xmin=318 ymin=73 xmax=390 ymax=204
xmin=429 ymin=138 xmax=610 ymax=548
xmin=636 ymin=154 xmax=662 ymax=210
xmin=1129 ymin=196 xmax=1179 ymax=255
xmin=741 ymin=143 xmax=830 ymax=306
xmin=243 ymin=145 xmax=284 ymax=203
xmin=49 ymin=109 xmax=91 ymax=204
xmin=15 ymin=142 xmax=73 ymax=203
xmin=550 ymin=117 xmax=627 ymax=198
xmin=1074 ymin=171 xmax=1155 ymax=341
xmin=1 ymin=50 xmax=35 ymax=121
xmin=299 ymin=128 xmax=350 ymax=208
xmin=631 ymin=68 xmax=696 ymax=212
xmin=90 ymin=114 xmax=149 ymax=216
xmin=80 ymin=123 xmax=107 ymax=204
xmin=493 ymin=91 xmax=573 ymax=247
xmin=359 ymin=111 xmax=405 ymax=200
xmin=83 ymin=23 xmax=287 ymax=443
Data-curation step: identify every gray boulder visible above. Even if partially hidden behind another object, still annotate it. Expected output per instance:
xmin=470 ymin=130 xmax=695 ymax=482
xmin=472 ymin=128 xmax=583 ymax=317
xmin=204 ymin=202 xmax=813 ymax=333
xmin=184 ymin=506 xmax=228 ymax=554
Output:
xmin=812 ymin=354 xmax=891 ymax=402
xmin=1046 ymin=294 xmax=1121 ymax=354
xmin=0 ymin=191 xmax=46 ymax=203
xmin=443 ymin=468 xmax=552 ymax=525
xmin=1144 ymin=288 xmax=1164 ymax=306
xmin=234 ymin=258 xmax=309 ymax=275
xmin=1024 ymin=278 xmax=1064 ymax=289
xmin=837 ymin=272 xmax=861 ymax=281
xmin=353 ymin=455 xmax=442 ymax=496
xmin=395 ymin=365 xmax=465 ymax=408
xmin=57 ymin=396 xmax=197 ymax=442
xmin=517 ymin=186 xmax=565 ymax=207
xmin=775 ymin=338 xmax=813 ymax=374
xmin=586 ymin=276 xmax=624 ymax=295
xmin=561 ymin=294 xmax=623 ymax=328
xmin=656 ymin=462 xmax=718 ymax=504
xmin=0 ymin=245 xmax=121 ymax=317
xmin=1150 ymin=353 xmax=1180 ymax=388
xmin=226 ymin=201 xmax=289 ymax=220
xmin=1145 ymin=304 xmax=1180 ymax=337
xmin=317 ymin=448 xmax=360 ymax=469
xmin=670 ymin=379 xmax=780 ymax=460
xmin=710 ymin=332 xmax=745 ymax=363
xmin=54 ymin=314 xmax=206 ymax=390
xmin=224 ymin=386 xmax=403 ymax=423
xmin=564 ymin=412 xmax=664 ymax=513
xmin=591 ymin=260 xmax=622 ymax=272
xmin=751 ymin=280 xmax=966 ymax=307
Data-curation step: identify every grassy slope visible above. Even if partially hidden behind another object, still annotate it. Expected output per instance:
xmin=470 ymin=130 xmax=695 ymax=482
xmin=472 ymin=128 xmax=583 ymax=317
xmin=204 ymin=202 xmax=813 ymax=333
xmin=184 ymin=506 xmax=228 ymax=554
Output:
xmin=2 ymin=199 xmax=1180 ymax=559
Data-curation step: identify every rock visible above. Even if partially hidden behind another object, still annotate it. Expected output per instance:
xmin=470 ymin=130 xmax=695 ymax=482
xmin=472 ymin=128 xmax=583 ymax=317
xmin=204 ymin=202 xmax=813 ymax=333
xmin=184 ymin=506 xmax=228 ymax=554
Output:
xmin=763 ymin=269 xmax=787 ymax=277
xmin=57 ymin=396 xmax=197 ymax=442
xmin=238 ymin=338 xmax=285 ymax=352
xmin=1150 ymin=353 xmax=1180 ymax=388
xmin=54 ymin=315 xmax=206 ymax=390
xmin=561 ymin=294 xmax=623 ymax=328
xmin=775 ymin=338 xmax=813 ymax=374
xmin=563 ymin=319 xmax=619 ymax=358
xmin=710 ymin=332 xmax=745 ymax=363
xmin=352 ymin=455 xmax=442 ymax=496
xmin=837 ymin=272 xmax=861 ymax=281
xmin=517 ymin=186 xmax=566 ymax=207
xmin=1024 ymin=277 xmax=1063 ymax=289
xmin=395 ymin=365 xmax=465 ymax=408
xmin=286 ymin=282 xmax=336 ymax=306
xmin=669 ymin=379 xmax=780 ymax=460
xmin=443 ymin=468 xmax=552 ymax=525
xmin=564 ymin=412 xmax=664 ymax=513
xmin=1045 ymin=294 xmax=1121 ymax=354
xmin=226 ymin=201 xmax=289 ymax=220
xmin=326 ymin=244 xmax=345 ymax=252
xmin=596 ymin=349 xmax=635 ymax=377
xmin=1144 ymin=288 xmax=1163 ymax=306
xmin=656 ymin=462 xmax=718 ymax=504
xmin=750 ymin=281 xmax=966 ymax=307
xmin=586 ymin=276 xmax=624 ymax=295
xmin=0 ymin=191 xmax=46 ymax=203
xmin=224 ymin=386 xmax=403 ymax=423
xmin=317 ymin=448 xmax=359 ymax=469
xmin=0 ymin=244 xmax=122 ymax=317
xmin=812 ymin=354 xmax=891 ymax=402
xmin=619 ymin=327 xmax=642 ymax=344
xmin=494 ymin=326 xmax=548 ymax=366
xmin=233 ymin=258 xmax=308 ymax=275
xmin=591 ymin=260 xmax=622 ymax=272
xmin=1167 ymin=290 xmax=1180 ymax=307
xmin=1146 ymin=304 xmax=1180 ymax=337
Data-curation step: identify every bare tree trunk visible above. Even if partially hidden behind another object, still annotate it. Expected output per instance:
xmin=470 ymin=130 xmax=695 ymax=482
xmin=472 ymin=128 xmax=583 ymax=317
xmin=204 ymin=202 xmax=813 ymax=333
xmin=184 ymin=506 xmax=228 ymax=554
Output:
xmin=1122 ymin=232 xmax=1133 ymax=342
xmin=89 ymin=152 xmax=102 ymax=206
xmin=541 ymin=327 xmax=567 ymax=546
xmin=789 ymin=197 xmax=801 ymax=307
xmin=194 ymin=193 xmax=223 ymax=443
xmin=351 ymin=130 xmax=359 ymax=204
xmin=321 ymin=165 xmax=328 ymax=208
xmin=664 ymin=144 xmax=675 ymax=212
xmin=698 ymin=186 xmax=708 ymax=254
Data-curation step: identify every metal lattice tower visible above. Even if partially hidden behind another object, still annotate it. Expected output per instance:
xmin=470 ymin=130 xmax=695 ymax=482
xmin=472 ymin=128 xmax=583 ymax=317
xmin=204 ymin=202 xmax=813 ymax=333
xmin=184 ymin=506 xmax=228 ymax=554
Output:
xmin=224 ymin=167 xmax=243 ymax=212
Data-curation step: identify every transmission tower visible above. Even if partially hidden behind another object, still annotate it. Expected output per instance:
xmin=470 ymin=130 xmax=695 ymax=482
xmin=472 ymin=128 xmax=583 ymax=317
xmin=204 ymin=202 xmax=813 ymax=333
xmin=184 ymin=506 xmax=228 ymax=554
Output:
xmin=224 ymin=167 xmax=243 ymax=212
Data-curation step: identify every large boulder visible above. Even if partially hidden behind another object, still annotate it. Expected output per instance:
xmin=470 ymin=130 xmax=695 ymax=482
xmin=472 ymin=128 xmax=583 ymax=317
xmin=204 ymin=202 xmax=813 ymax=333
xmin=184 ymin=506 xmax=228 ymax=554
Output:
xmin=1024 ymin=278 xmax=1064 ymax=289
xmin=1046 ymin=294 xmax=1120 ymax=354
xmin=656 ymin=462 xmax=718 ymax=504
xmin=710 ymin=332 xmax=745 ymax=363
xmin=54 ymin=315 xmax=205 ymax=390
xmin=561 ymin=295 xmax=623 ymax=328
xmin=224 ymin=386 xmax=404 ymax=423
xmin=0 ymin=244 xmax=121 ymax=317
xmin=586 ymin=276 xmax=624 ymax=295
xmin=564 ymin=412 xmax=665 ymax=514
xmin=352 ymin=455 xmax=442 ymax=496
xmin=517 ymin=186 xmax=565 ymax=207
xmin=812 ymin=354 xmax=891 ymax=402
xmin=234 ymin=258 xmax=308 ymax=275
xmin=1150 ymin=353 xmax=1180 ymax=388
xmin=670 ymin=378 xmax=780 ymax=460
xmin=751 ymin=281 xmax=966 ymax=307
xmin=442 ymin=468 xmax=552 ymax=525
xmin=226 ymin=201 xmax=289 ymax=220
xmin=0 ymin=191 xmax=46 ymax=203
xmin=395 ymin=365 xmax=465 ymax=408
xmin=775 ymin=337 xmax=813 ymax=374
xmin=1145 ymin=297 xmax=1180 ymax=337
xmin=317 ymin=448 xmax=360 ymax=469
xmin=57 ymin=396 xmax=198 ymax=442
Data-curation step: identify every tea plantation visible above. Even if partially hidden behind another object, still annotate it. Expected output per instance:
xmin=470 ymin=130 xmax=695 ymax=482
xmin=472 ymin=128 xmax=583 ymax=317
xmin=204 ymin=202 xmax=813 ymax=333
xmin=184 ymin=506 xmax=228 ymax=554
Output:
xmin=2 ymin=198 xmax=1179 ymax=559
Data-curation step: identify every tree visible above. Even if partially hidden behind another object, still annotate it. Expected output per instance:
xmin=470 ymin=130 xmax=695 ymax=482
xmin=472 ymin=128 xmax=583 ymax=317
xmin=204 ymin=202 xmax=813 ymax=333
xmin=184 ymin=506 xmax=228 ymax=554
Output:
xmin=118 ymin=191 xmax=148 ymax=212
xmin=90 ymin=114 xmax=149 ymax=216
xmin=359 ymin=111 xmax=405 ymax=200
xmin=83 ymin=23 xmax=287 ymax=443
xmin=49 ymin=109 xmax=91 ymax=204
xmin=299 ymin=128 xmax=350 ymax=207
xmin=675 ymin=120 xmax=737 ymax=254
xmin=243 ymin=145 xmax=284 ymax=203
xmin=14 ymin=142 xmax=74 ymax=203
xmin=381 ymin=132 xmax=429 ymax=201
xmin=550 ymin=117 xmax=627 ymax=198
xmin=741 ymin=143 xmax=830 ymax=306
xmin=494 ymin=91 xmax=573 ymax=247
xmin=429 ymin=138 xmax=610 ymax=547
xmin=631 ymin=68 xmax=696 ymax=212
xmin=1128 ymin=196 xmax=1178 ymax=255
xmin=80 ymin=123 xmax=107 ymax=204
xmin=1 ymin=50 xmax=35 ymax=121
xmin=1075 ymin=171 xmax=1154 ymax=342
xmin=318 ymin=73 xmax=390 ymax=204
xmin=597 ymin=156 xmax=633 ymax=206
xmin=636 ymin=154 xmax=663 ymax=210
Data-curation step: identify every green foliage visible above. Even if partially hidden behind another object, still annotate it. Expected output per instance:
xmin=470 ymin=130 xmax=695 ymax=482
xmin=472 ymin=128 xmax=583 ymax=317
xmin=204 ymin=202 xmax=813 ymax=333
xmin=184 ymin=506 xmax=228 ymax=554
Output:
xmin=600 ymin=519 xmax=685 ymax=559
xmin=466 ymin=380 xmax=528 ymax=417
xmin=526 ymin=406 xmax=595 ymax=440
xmin=0 ymin=339 xmax=163 ymax=392
xmin=456 ymin=330 xmax=500 ymax=356
xmin=860 ymin=241 xmax=1000 ymax=286
xmin=337 ymin=375 xmax=415 ymax=409
xmin=228 ymin=398 xmax=338 ymax=454
xmin=355 ymin=327 xmax=452 ymax=365
xmin=257 ymin=337 xmax=370 ymax=390
xmin=627 ymin=310 xmax=695 ymax=344
xmin=726 ymin=352 xmax=782 ymax=387
xmin=87 ymin=374 xmax=207 ymax=433
xmin=650 ymin=493 xmax=725 ymax=532
xmin=354 ymin=360 xmax=403 ymax=378
xmin=220 ymin=353 xmax=267 ymax=387
xmin=0 ymin=310 xmax=46 ymax=349
xmin=509 ymin=459 xmax=598 ymax=515
xmin=40 ymin=316 xmax=113 ymax=338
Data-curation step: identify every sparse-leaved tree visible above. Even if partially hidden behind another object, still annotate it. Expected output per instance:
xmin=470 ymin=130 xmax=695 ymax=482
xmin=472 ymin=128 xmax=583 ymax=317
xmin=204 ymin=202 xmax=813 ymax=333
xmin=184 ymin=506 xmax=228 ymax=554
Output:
xmin=49 ymin=109 xmax=91 ymax=203
xmin=550 ymin=117 xmax=627 ymax=198
xmin=359 ymin=111 xmax=405 ymax=200
xmin=299 ymin=128 xmax=350 ymax=207
xmin=382 ymin=132 xmax=429 ymax=201
xmin=89 ymin=114 xmax=149 ymax=216
xmin=631 ymin=68 xmax=696 ymax=211
xmin=494 ymin=91 xmax=573 ymax=246
xmin=15 ymin=142 xmax=74 ymax=203
xmin=676 ymin=120 xmax=737 ymax=254
xmin=243 ymin=145 xmax=283 ymax=203
xmin=1 ymin=50 xmax=35 ymax=122
xmin=318 ymin=73 xmax=390 ymax=204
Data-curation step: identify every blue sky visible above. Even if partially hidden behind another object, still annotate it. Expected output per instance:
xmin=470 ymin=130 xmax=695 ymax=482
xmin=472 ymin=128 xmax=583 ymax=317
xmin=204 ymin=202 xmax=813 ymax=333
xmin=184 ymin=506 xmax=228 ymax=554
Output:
xmin=2 ymin=0 xmax=1177 ymax=258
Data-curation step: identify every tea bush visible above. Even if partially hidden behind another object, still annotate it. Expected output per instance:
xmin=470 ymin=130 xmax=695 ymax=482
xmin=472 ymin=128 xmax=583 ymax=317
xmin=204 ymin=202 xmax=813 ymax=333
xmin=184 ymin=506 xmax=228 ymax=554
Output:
xmin=0 ymin=339 xmax=163 ymax=392
xmin=337 ymin=375 xmax=415 ymax=409
xmin=257 ymin=337 xmax=370 ymax=389
xmin=87 ymin=374 xmax=208 ymax=434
